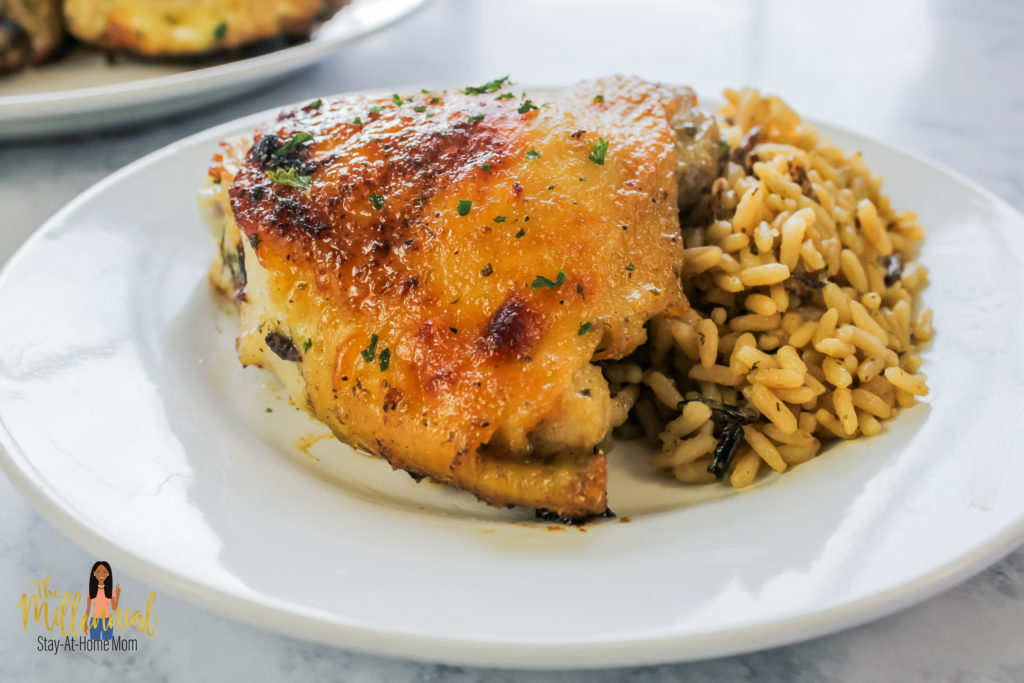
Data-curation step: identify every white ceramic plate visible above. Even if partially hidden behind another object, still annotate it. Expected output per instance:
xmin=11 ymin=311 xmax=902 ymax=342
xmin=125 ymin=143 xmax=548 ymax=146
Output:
xmin=1 ymin=94 xmax=1023 ymax=669
xmin=0 ymin=0 xmax=427 ymax=140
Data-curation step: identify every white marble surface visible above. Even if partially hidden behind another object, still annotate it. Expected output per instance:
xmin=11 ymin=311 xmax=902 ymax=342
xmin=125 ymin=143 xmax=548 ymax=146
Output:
xmin=2 ymin=0 xmax=1024 ymax=680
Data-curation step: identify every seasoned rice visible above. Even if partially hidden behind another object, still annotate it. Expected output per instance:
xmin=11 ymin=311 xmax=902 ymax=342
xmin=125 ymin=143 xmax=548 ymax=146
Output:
xmin=604 ymin=89 xmax=932 ymax=488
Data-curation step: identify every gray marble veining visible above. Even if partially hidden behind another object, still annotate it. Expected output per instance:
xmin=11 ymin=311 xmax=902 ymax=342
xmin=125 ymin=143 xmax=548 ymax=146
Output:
xmin=3 ymin=0 xmax=1024 ymax=680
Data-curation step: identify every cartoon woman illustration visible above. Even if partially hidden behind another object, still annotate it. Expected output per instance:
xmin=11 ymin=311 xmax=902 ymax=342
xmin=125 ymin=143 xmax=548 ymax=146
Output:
xmin=83 ymin=561 xmax=120 ymax=640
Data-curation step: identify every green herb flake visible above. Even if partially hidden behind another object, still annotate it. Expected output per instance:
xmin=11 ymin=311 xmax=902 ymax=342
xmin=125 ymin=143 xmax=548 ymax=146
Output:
xmin=496 ymin=92 xmax=515 ymax=100
xmin=718 ymin=139 xmax=730 ymax=163
xmin=392 ymin=93 xmax=403 ymax=106
xmin=360 ymin=334 xmax=378 ymax=362
xmin=378 ymin=348 xmax=391 ymax=371
xmin=302 ymin=338 xmax=313 ymax=352
xmin=369 ymin=105 xmax=383 ymax=115
xmin=369 ymin=194 xmax=386 ymax=210
xmin=514 ymin=228 xmax=525 ymax=238
xmin=480 ymin=163 xmax=491 ymax=172
xmin=481 ymin=263 xmax=494 ymax=277
xmin=307 ymin=98 xmax=323 ymax=110
xmin=468 ymin=113 xmax=485 ymax=124
xmin=531 ymin=269 xmax=566 ymax=290
xmin=457 ymin=199 xmax=472 ymax=216
xmin=525 ymin=149 xmax=542 ymax=160
xmin=265 ymin=407 xmax=273 ymax=413
xmin=589 ymin=136 xmax=609 ymax=165
xmin=266 ymin=168 xmax=312 ymax=190
xmin=213 ymin=21 xmax=228 ymax=40
xmin=493 ymin=215 xmax=506 ymax=223
xmin=464 ymin=75 xmax=510 ymax=95
xmin=578 ymin=322 xmax=594 ymax=336
xmin=429 ymin=96 xmax=441 ymax=104
xmin=593 ymin=93 xmax=604 ymax=103
xmin=413 ymin=105 xmax=426 ymax=112
xmin=275 ymin=131 xmax=314 ymax=156
xmin=626 ymin=263 xmax=635 ymax=271
xmin=518 ymin=100 xmax=539 ymax=114
xmin=353 ymin=116 xmax=363 ymax=126
xmin=426 ymin=112 xmax=435 ymax=118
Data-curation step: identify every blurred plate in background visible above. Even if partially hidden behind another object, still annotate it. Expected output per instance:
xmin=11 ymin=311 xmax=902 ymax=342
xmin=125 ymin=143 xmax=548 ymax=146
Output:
xmin=0 ymin=0 xmax=428 ymax=141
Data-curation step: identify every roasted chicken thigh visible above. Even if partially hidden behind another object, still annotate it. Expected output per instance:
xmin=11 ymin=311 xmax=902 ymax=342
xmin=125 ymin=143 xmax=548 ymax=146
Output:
xmin=202 ymin=76 xmax=719 ymax=518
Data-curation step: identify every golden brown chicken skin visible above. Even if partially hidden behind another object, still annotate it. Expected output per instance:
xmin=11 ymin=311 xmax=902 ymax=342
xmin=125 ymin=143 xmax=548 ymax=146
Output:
xmin=203 ymin=76 xmax=717 ymax=518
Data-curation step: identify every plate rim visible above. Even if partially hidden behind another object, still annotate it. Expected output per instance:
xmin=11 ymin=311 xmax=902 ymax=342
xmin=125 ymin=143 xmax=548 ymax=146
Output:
xmin=2 ymin=89 xmax=1024 ymax=668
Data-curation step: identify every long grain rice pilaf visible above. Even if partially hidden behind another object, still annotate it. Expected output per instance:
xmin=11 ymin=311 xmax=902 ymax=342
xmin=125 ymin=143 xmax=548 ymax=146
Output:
xmin=605 ymin=89 xmax=932 ymax=488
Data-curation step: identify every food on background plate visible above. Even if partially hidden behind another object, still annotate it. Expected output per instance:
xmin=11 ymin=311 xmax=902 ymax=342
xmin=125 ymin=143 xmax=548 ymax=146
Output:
xmin=0 ymin=0 xmax=350 ymax=77
xmin=64 ymin=0 xmax=350 ymax=57
xmin=201 ymin=77 xmax=932 ymax=521
xmin=201 ymin=76 xmax=720 ymax=519
xmin=0 ymin=0 xmax=64 ymax=75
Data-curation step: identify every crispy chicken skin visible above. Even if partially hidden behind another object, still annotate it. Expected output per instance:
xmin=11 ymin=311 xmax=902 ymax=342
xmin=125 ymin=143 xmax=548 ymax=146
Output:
xmin=64 ymin=0 xmax=349 ymax=57
xmin=203 ymin=76 xmax=718 ymax=518
xmin=0 ymin=0 xmax=63 ymax=75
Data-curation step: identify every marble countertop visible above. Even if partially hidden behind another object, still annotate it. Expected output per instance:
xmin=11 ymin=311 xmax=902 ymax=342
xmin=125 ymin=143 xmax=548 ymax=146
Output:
xmin=2 ymin=0 xmax=1024 ymax=680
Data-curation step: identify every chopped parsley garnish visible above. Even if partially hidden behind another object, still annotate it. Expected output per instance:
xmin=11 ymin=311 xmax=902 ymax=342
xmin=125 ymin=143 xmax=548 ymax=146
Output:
xmin=481 ymin=263 xmax=493 ymax=277
xmin=514 ymin=228 xmax=525 ymax=238
xmin=213 ymin=21 xmax=228 ymax=40
xmin=413 ymin=105 xmax=426 ymax=112
xmin=589 ymin=137 xmax=609 ymax=165
xmin=429 ymin=96 xmax=441 ymax=104
xmin=457 ymin=199 xmax=472 ymax=216
xmin=302 ymin=338 xmax=313 ymax=352
xmin=378 ymin=348 xmax=391 ymax=371
xmin=464 ymin=76 xmax=510 ymax=95
xmin=308 ymin=98 xmax=323 ymax=110
xmin=626 ymin=263 xmax=635 ymax=271
xmin=593 ymin=94 xmax=604 ymax=102
xmin=496 ymin=92 xmax=515 ymax=100
xmin=468 ymin=113 xmax=485 ymax=124
xmin=392 ymin=93 xmax=403 ymax=106
xmin=265 ymin=407 xmax=273 ymax=413
xmin=525 ymin=149 xmax=542 ymax=160
xmin=426 ymin=112 xmax=435 ymax=118
xmin=353 ymin=116 xmax=363 ymax=125
xmin=578 ymin=322 xmax=594 ymax=336
xmin=493 ymin=215 xmax=506 ymax=223
xmin=481 ymin=163 xmax=491 ymax=172
xmin=275 ymin=131 xmax=314 ymax=156
xmin=360 ymin=334 xmax=378 ymax=362
xmin=531 ymin=270 xmax=566 ymax=290
xmin=369 ymin=105 xmax=382 ymax=115
xmin=369 ymin=194 xmax=386 ymax=210
xmin=518 ymin=100 xmax=539 ymax=114
xmin=266 ymin=168 xmax=311 ymax=190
